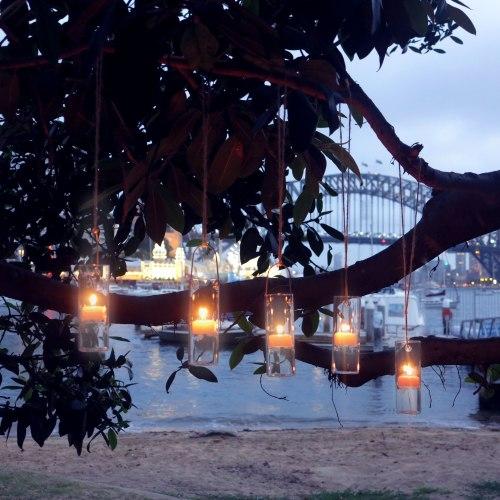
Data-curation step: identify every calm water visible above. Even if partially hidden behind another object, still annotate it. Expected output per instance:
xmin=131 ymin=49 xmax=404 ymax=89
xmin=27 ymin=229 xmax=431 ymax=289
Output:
xmin=2 ymin=288 xmax=500 ymax=432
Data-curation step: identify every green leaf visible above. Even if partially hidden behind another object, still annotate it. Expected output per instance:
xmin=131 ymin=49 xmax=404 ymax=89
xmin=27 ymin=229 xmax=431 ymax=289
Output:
xmin=447 ymin=4 xmax=476 ymax=35
xmin=237 ymin=314 xmax=254 ymax=334
xmin=165 ymin=371 xmax=177 ymax=393
xmin=348 ymin=104 xmax=364 ymax=128
xmin=243 ymin=0 xmax=260 ymax=14
xmin=186 ymin=239 xmax=202 ymax=247
xmin=301 ymin=310 xmax=320 ymax=337
xmin=293 ymin=190 xmax=314 ymax=226
xmin=188 ymin=365 xmax=218 ymax=383
xmin=404 ymin=0 xmax=429 ymax=36
xmin=253 ymin=364 xmax=266 ymax=375
xmin=450 ymin=35 xmax=463 ymax=44
xmin=109 ymin=336 xmax=130 ymax=343
xmin=158 ymin=185 xmax=185 ymax=233
xmin=320 ymin=223 xmax=344 ymax=241
xmin=320 ymin=181 xmax=338 ymax=197
xmin=313 ymin=132 xmax=362 ymax=180
xmin=107 ymin=429 xmax=118 ymax=450
xmin=176 ymin=346 xmax=184 ymax=362
xmin=307 ymin=228 xmax=324 ymax=257
xmin=240 ymin=227 xmax=263 ymax=264
xmin=319 ymin=307 xmax=334 ymax=317
xmin=291 ymin=155 xmax=305 ymax=181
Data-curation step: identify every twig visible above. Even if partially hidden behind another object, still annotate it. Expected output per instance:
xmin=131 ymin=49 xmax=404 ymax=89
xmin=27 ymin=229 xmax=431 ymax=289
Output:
xmin=258 ymin=374 xmax=288 ymax=401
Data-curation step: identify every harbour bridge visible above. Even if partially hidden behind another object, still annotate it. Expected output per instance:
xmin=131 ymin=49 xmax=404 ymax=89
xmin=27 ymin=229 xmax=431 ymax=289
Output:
xmin=288 ymin=173 xmax=500 ymax=280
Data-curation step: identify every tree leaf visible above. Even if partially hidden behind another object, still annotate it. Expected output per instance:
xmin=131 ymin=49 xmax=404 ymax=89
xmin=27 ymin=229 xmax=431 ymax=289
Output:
xmin=240 ymin=227 xmax=263 ymax=264
xmin=209 ymin=137 xmax=245 ymax=193
xmin=109 ymin=336 xmax=130 ymax=342
xmin=307 ymin=228 xmax=324 ymax=257
xmin=288 ymin=91 xmax=318 ymax=152
xmin=237 ymin=314 xmax=254 ymax=334
xmin=293 ymin=190 xmax=315 ymax=226
xmin=176 ymin=346 xmax=184 ymax=362
xmin=320 ymin=181 xmax=338 ymax=197
xmin=313 ymin=132 xmax=362 ymax=180
xmin=144 ymin=182 xmax=167 ymax=245
xmin=165 ymin=371 xmax=177 ymax=393
xmin=404 ymin=0 xmax=429 ymax=36
xmin=301 ymin=310 xmax=320 ymax=337
xmin=107 ymin=429 xmax=118 ymax=450
xmin=188 ymin=366 xmax=218 ymax=383
xmin=253 ymin=364 xmax=266 ymax=375
xmin=181 ymin=22 xmax=219 ymax=70
xmin=320 ymin=223 xmax=344 ymax=241
xmin=446 ymin=4 xmax=476 ymax=35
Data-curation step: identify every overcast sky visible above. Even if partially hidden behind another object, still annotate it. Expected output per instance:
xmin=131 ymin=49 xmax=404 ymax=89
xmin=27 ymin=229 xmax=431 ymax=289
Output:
xmin=333 ymin=0 xmax=499 ymax=177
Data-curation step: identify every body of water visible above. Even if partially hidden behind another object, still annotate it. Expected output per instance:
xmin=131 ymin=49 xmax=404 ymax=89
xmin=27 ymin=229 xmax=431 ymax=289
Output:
xmin=2 ymin=287 xmax=500 ymax=432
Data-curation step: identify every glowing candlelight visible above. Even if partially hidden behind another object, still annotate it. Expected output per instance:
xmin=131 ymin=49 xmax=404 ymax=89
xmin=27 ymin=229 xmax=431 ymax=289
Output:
xmin=80 ymin=292 xmax=107 ymax=322
xmin=333 ymin=322 xmax=358 ymax=347
xmin=397 ymin=363 xmax=420 ymax=389
xmin=192 ymin=306 xmax=217 ymax=335
xmin=268 ymin=323 xmax=294 ymax=348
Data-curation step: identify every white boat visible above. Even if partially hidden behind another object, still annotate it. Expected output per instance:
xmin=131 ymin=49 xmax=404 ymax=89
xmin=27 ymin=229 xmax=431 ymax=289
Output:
xmin=363 ymin=289 xmax=425 ymax=345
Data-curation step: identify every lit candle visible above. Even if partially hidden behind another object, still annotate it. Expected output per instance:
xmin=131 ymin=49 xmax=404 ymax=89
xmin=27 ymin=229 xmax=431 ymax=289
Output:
xmin=268 ymin=324 xmax=294 ymax=348
xmin=191 ymin=307 xmax=217 ymax=335
xmin=333 ymin=322 xmax=358 ymax=347
xmin=397 ymin=364 xmax=420 ymax=389
xmin=81 ymin=293 xmax=107 ymax=322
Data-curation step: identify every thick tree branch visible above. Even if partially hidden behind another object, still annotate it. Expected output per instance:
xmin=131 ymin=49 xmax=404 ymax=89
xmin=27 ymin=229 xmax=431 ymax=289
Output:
xmin=1 ymin=188 xmax=499 ymax=325
xmin=295 ymin=337 xmax=500 ymax=387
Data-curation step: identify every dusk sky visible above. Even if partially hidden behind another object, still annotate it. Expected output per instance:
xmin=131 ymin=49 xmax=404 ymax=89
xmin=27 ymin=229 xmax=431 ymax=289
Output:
xmin=335 ymin=0 xmax=499 ymax=177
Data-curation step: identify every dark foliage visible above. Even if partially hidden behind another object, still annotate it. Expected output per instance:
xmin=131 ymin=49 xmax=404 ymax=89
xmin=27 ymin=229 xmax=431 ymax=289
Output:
xmin=0 ymin=0 xmax=475 ymax=452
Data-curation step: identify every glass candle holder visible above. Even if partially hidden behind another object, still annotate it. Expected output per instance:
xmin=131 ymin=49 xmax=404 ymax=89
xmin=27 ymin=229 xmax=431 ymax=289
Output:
xmin=78 ymin=264 xmax=110 ymax=353
xmin=395 ymin=339 xmax=421 ymax=415
xmin=265 ymin=293 xmax=295 ymax=377
xmin=332 ymin=296 xmax=361 ymax=374
xmin=188 ymin=246 xmax=220 ymax=366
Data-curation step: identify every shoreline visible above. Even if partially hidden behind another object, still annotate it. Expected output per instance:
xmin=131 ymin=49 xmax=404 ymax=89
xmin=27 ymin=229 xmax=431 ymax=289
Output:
xmin=1 ymin=426 xmax=499 ymax=499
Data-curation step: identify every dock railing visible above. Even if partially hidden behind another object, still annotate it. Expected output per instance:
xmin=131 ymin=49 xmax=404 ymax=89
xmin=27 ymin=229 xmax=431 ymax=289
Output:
xmin=459 ymin=317 xmax=500 ymax=339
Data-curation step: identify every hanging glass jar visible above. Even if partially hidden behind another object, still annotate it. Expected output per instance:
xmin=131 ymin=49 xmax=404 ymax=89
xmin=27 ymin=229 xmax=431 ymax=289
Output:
xmin=78 ymin=264 xmax=110 ymax=352
xmin=332 ymin=296 xmax=360 ymax=374
xmin=188 ymin=243 xmax=220 ymax=366
xmin=265 ymin=267 xmax=295 ymax=377
xmin=395 ymin=339 xmax=421 ymax=414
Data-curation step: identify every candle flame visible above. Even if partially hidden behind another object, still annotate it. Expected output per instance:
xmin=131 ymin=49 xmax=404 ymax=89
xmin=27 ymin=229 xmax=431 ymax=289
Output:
xmin=402 ymin=363 xmax=415 ymax=376
xmin=88 ymin=293 xmax=98 ymax=306
xmin=276 ymin=324 xmax=284 ymax=335
xmin=198 ymin=307 xmax=208 ymax=320
xmin=340 ymin=322 xmax=350 ymax=333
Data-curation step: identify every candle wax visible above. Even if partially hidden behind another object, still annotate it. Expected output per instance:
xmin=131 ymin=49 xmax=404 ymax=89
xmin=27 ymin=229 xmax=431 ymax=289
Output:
xmin=397 ymin=374 xmax=420 ymax=389
xmin=81 ymin=305 xmax=107 ymax=322
xmin=333 ymin=331 xmax=358 ymax=347
xmin=268 ymin=334 xmax=294 ymax=349
xmin=192 ymin=319 xmax=217 ymax=335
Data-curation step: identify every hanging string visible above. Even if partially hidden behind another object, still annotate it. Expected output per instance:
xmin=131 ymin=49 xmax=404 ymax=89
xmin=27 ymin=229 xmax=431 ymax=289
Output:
xmin=276 ymin=87 xmax=287 ymax=267
xmin=339 ymin=105 xmax=352 ymax=300
xmin=92 ymin=53 xmax=103 ymax=268
xmin=201 ymin=86 xmax=209 ymax=246
xmin=398 ymin=163 xmax=422 ymax=343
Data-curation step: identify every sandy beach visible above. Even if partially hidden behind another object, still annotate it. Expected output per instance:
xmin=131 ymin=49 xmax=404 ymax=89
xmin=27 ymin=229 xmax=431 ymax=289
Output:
xmin=0 ymin=427 xmax=499 ymax=499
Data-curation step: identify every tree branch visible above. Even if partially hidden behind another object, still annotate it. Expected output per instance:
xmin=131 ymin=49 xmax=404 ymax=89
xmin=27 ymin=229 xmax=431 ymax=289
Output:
xmin=295 ymin=337 xmax=500 ymax=387
xmin=1 ymin=187 xmax=499 ymax=325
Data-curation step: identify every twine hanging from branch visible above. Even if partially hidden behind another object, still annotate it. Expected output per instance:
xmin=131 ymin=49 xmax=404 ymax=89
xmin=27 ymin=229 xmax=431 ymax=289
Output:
xmin=92 ymin=53 xmax=103 ymax=267
xmin=398 ymin=163 xmax=422 ymax=342
xmin=276 ymin=87 xmax=287 ymax=267
xmin=201 ymin=86 xmax=209 ymax=246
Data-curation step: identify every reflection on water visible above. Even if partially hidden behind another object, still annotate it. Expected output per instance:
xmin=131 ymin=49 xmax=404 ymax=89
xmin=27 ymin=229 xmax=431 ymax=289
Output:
xmin=1 ymin=288 xmax=499 ymax=432
xmin=106 ymin=319 xmax=498 ymax=432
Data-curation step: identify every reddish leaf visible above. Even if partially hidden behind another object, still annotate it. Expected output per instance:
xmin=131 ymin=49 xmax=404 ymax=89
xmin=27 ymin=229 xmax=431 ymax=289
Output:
xmin=208 ymin=136 xmax=244 ymax=193
xmin=144 ymin=182 xmax=168 ymax=244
